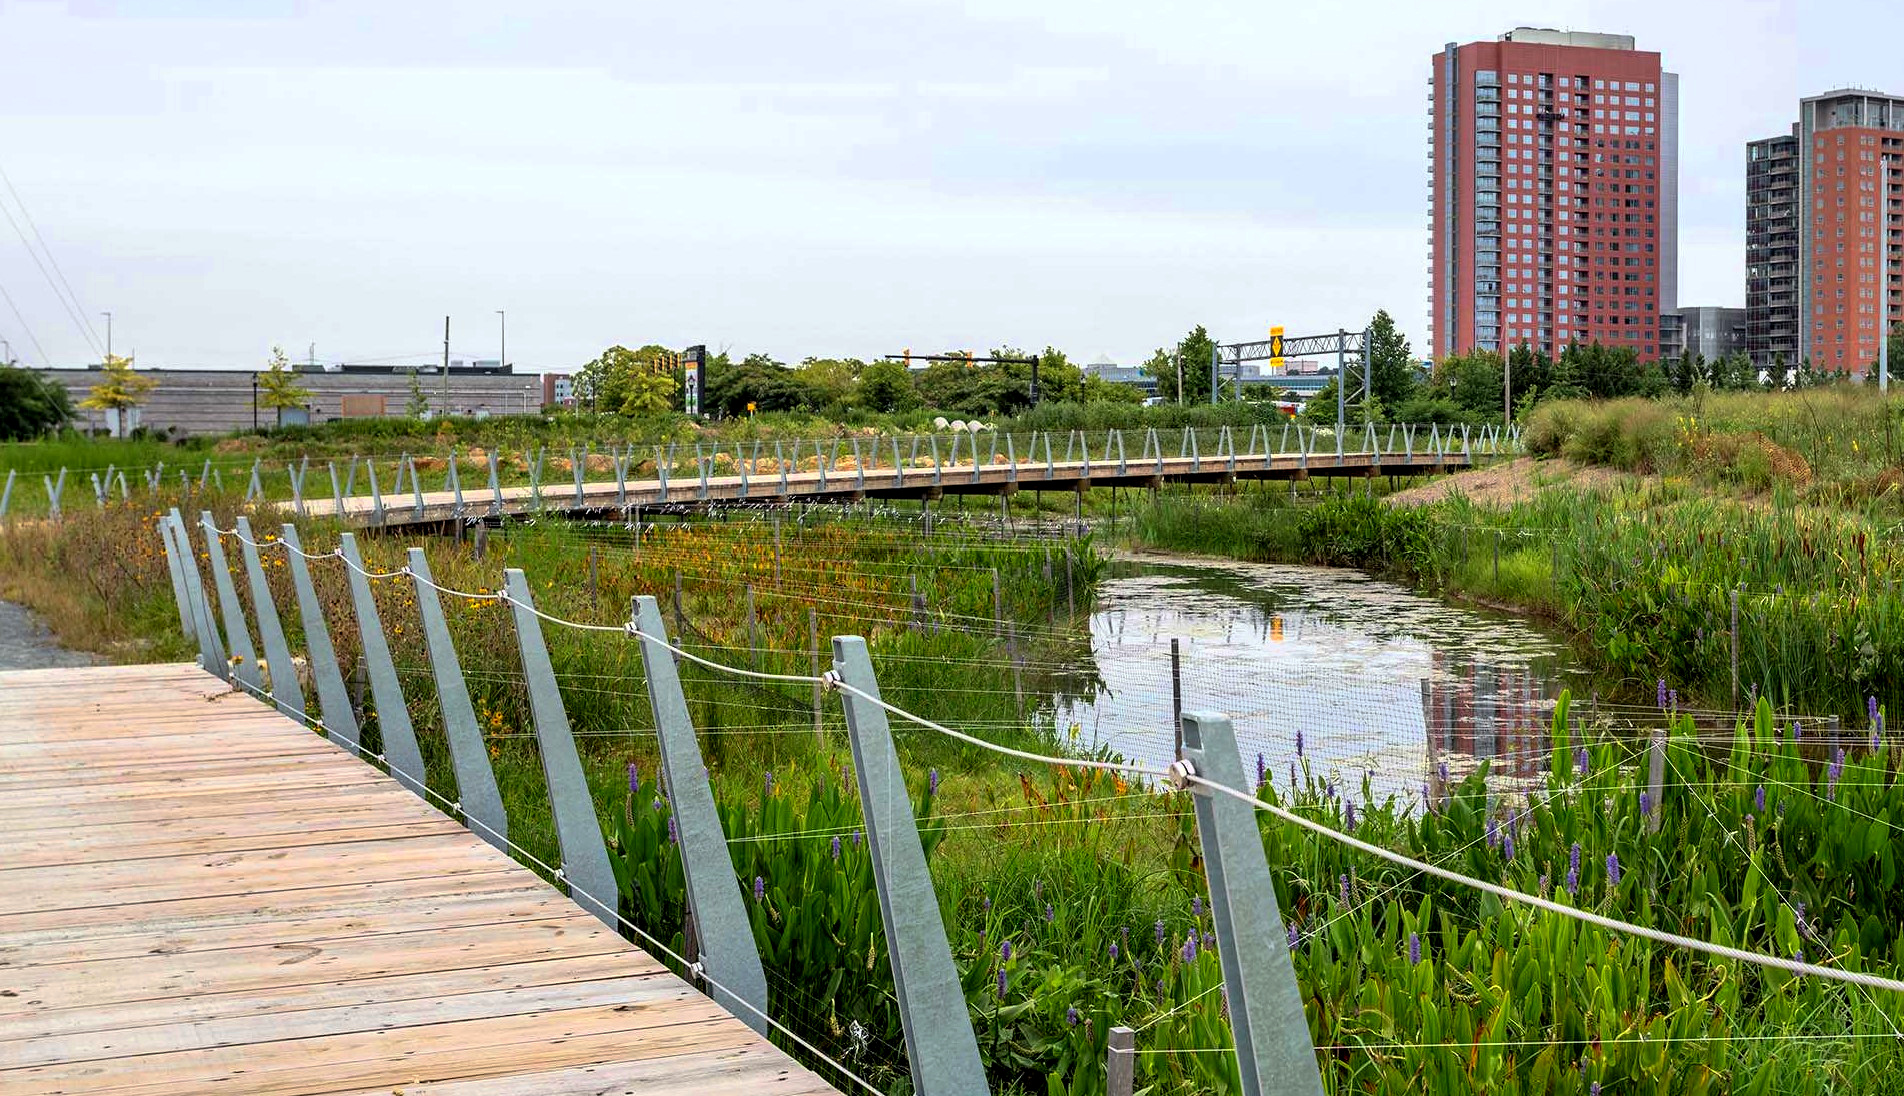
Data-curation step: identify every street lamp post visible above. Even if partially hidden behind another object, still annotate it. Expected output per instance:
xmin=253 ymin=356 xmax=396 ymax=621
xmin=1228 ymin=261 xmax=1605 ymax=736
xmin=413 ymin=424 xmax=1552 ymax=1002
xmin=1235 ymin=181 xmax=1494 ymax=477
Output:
xmin=101 ymin=312 xmax=112 ymax=359
xmin=497 ymin=310 xmax=506 ymax=376
xmin=251 ymin=374 xmax=259 ymax=431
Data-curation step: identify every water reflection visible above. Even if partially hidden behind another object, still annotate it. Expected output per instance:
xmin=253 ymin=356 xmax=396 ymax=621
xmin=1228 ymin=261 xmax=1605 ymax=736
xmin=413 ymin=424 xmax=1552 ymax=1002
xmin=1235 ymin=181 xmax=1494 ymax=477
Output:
xmin=1049 ymin=555 xmax=1593 ymax=802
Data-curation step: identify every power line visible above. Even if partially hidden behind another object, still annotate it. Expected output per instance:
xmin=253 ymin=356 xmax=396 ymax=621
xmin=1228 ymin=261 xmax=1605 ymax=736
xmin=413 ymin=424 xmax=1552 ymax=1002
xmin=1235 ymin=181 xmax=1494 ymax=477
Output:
xmin=0 ymin=179 xmax=100 ymax=358
xmin=0 ymin=161 xmax=102 ymax=353
xmin=0 ymin=275 xmax=50 ymax=365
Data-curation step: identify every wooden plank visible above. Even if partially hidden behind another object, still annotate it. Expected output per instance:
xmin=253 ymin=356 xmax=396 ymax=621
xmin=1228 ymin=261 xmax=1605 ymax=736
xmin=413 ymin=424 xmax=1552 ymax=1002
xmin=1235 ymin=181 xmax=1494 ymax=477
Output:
xmin=0 ymin=663 xmax=833 ymax=1096
xmin=327 ymin=1044 xmax=843 ymax=1096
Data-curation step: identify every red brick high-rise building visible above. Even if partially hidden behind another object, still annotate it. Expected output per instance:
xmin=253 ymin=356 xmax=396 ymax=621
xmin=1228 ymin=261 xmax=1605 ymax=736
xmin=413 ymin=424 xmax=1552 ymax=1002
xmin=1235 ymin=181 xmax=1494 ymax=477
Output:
xmin=1428 ymin=29 xmax=1679 ymax=362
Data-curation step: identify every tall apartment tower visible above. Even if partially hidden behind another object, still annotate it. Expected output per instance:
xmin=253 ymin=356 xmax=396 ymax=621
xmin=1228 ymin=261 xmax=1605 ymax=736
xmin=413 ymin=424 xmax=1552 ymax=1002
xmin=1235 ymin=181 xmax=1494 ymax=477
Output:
xmin=1747 ymin=90 xmax=1904 ymax=374
xmin=1745 ymin=129 xmax=1801 ymax=367
xmin=1428 ymin=29 xmax=1679 ymax=361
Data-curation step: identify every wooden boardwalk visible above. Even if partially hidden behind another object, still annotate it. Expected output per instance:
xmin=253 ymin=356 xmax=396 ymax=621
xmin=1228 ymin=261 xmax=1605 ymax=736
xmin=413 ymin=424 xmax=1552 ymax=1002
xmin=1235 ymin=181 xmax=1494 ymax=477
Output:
xmin=0 ymin=663 xmax=837 ymax=1096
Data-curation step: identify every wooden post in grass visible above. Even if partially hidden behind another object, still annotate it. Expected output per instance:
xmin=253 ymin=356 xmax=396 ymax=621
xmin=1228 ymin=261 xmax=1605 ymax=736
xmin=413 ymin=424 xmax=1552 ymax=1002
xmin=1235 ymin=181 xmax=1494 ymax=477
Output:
xmin=1106 ymin=1026 xmax=1135 ymax=1096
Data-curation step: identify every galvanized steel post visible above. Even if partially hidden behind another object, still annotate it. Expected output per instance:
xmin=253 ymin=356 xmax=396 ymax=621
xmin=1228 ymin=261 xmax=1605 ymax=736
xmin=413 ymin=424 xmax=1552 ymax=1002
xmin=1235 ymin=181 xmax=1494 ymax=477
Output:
xmin=1180 ymin=711 xmax=1324 ymax=1096
xmin=631 ymin=596 xmax=772 ymax=1037
xmin=157 ymin=512 xmax=196 ymax=642
xmin=337 ymin=532 xmax=428 ymax=795
xmin=234 ymin=516 xmax=306 ymax=720
xmin=503 ymin=568 xmax=617 ymax=927
xmin=409 ymin=548 xmax=509 ymax=852
xmin=201 ymin=512 xmax=264 ymax=693
xmin=831 ymin=636 xmax=990 ymax=1096
xmin=279 ymin=524 xmax=360 ymax=748
xmin=170 ymin=510 xmax=226 ymax=675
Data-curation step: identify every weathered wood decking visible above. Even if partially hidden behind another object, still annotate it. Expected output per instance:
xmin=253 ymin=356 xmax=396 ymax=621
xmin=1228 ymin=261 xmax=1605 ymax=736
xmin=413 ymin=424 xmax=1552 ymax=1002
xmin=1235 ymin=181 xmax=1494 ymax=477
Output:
xmin=0 ymin=663 xmax=837 ymax=1096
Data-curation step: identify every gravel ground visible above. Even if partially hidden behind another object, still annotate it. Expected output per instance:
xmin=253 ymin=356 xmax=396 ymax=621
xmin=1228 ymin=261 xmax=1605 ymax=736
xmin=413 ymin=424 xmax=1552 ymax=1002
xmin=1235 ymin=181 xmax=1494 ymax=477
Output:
xmin=0 ymin=600 xmax=96 ymax=670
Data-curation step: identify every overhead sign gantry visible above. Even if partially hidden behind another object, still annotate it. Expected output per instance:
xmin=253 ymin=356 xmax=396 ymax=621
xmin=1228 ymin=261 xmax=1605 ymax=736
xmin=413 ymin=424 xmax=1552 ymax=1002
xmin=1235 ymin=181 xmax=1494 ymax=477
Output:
xmin=1215 ymin=325 xmax=1372 ymax=432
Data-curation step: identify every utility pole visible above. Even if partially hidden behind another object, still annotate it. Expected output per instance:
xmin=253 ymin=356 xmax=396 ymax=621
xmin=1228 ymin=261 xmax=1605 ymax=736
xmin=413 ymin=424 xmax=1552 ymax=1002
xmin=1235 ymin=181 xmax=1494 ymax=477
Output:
xmin=1174 ymin=350 xmax=1183 ymax=406
xmin=442 ymin=315 xmax=451 ymax=412
xmin=497 ymin=310 xmax=506 ymax=375
xmin=101 ymin=312 xmax=112 ymax=359
xmin=1 ymin=338 xmax=10 ymax=364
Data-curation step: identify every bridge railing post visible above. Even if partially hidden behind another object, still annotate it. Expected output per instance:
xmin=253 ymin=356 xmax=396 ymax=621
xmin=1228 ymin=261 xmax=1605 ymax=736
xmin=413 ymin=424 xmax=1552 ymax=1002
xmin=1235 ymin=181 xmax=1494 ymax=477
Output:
xmin=290 ymin=456 xmax=309 ymax=517
xmin=1044 ymin=432 xmax=1055 ymax=480
xmin=572 ymin=446 xmax=587 ymax=507
xmin=201 ymin=511 xmax=264 ymax=693
xmin=1113 ymin=428 xmax=1127 ymax=476
xmin=235 ymin=516 xmax=306 ymax=720
xmin=44 ymin=468 xmax=65 ymax=521
xmin=487 ymin=450 xmax=503 ymax=516
xmin=931 ymin=435 xmax=944 ymax=486
xmin=157 ymin=510 xmax=196 ymax=642
xmin=893 ymin=436 xmax=906 ymax=488
xmin=170 ymin=510 xmax=226 ymax=675
xmin=365 ymin=461 xmax=386 ymax=526
xmin=631 ymin=595 xmax=772 ymax=1037
xmin=408 ymin=456 xmax=424 ymax=520
xmin=409 ymin=548 xmax=509 ymax=853
xmin=832 ymin=636 xmax=990 ymax=1096
xmin=852 ymin=437 xmax=864 ymax=493
xmin=337 ymin=532 xmax=428 ymax=795
xmin=448 ymin=448 xmax=465 ymax=517
xmin=613 ymin=445 xmax=630 ymax=510
xmin=655 ymin=446 xmax=670 ymax=501
xmin=503 ymin=568 xmax=618 ymax=928
xmin=1180 ymin=711 xmax=1326 ymax=1096
xmin=279 ymin=524 xmax=360 ymax=747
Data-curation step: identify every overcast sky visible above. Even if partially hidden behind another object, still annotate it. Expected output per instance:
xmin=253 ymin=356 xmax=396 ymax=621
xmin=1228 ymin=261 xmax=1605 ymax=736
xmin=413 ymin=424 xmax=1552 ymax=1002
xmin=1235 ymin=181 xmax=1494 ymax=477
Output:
xmin=0 ymin=0 xmax=1888 ymax=373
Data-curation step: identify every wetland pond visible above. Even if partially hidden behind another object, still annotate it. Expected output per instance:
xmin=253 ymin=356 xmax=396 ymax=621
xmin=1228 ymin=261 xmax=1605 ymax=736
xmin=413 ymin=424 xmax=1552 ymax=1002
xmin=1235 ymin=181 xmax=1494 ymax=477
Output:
xmin=1049 ymin=553 xmax=1605 ymax=804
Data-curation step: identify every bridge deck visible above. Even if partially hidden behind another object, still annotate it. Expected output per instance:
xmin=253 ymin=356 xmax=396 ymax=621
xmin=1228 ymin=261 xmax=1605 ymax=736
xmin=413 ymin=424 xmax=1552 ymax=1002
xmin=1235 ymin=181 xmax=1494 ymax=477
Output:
xmin=0 ymin=663 xmax=835 ymax=1096
xmin=303 ymin=449 xmax=1473 ymax=527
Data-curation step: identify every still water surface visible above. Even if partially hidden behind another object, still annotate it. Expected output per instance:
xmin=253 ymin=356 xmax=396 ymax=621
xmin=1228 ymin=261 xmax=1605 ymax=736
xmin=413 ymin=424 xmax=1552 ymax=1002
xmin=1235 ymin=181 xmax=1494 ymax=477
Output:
xmin=1052 ymin=554 xmax=1597 ymax=803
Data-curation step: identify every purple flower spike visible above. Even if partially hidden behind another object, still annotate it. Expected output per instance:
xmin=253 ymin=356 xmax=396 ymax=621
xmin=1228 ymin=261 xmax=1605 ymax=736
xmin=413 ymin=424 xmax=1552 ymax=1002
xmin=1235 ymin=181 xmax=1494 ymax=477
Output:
xmin=854 ymin=830 xmax=863 ymax=847
xmin=1828 ymin=748 xmax=1846 ymax=800
xmin=1345 ymin=801 xmax=1358 ymax=832
xmin=1109 ymin=942 xmax=1119 ymax=961
xmin=667 ymin=815 xmax=678 ymax=845
xmin=997 ymin=968 xmax=1008 ymax=997
xmin=1486 ymin=816 xmax=1500 ymax=848
xmin=929 ymin=768 xmax=940 ymax=796
xmin=1592 ymin=1084 xmax=1601 ymax=1096
xmin=831 ymin=835 xmax=842 ymax=861
xmin=1605 ymin=851 xmax=1621 ymax=888
xmin=1503 ymin=830 xmax=1515 ymax=861
xmin=1044 ymin=903 xmax=1055 ymax=923
xmin=1756 ymin=785 xmax=1766 ymax=814
xmin=1639 ymin=791 xmax=1652 ymax=817
xmin=1575 ymin=747 xmax=1589 ymax=776
xmin=1657 ymin=679 xmax=1668 ymax=709
xmin=1155 ymin=920 xmax=1166 ymax=945
xmin=1439 ymin=761 xmax=1450 ymax=786
xmin=1000 ymin=939 xmax=1012 ymax=961
xmin=983 ymin=895 xmax=992 ymax=911
xmin=1192 ymin=896 xmax=1203 ymax=918
xmin=1339 ymin=873 xmax=1350 ymax=903
xmin=1181 ymin=934 xmax=1198 ymax=962
xmin=763 ymin=770 xmax=774 ymax=795
xmin=1287 ymin=923 xmax=1299 ymax=948
xmin=1793 ymin=721 xmax=1802 ymax=742
xmin=1668 ymin=688 xmax=1678 ymax=710
xmin=1566 ymin=842 xmax=1581 ymax=895
xmin=1295 ymin=728 xmax=1305 ymax=758
xmin=627 ymin=763 xmax=640 ymax=794
xmin=1066 ymin=1006 xmax=1080 ymax=1027
xmin=753 ymin=875 xmax=765 ymax=902
xmin=1409 ymin=932 xmax=1421 ymax=965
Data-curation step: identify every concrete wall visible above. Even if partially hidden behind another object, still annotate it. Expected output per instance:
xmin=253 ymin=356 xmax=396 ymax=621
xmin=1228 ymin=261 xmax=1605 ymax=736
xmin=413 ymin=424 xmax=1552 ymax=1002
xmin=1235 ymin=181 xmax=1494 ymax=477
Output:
xmin=39 ymin=369 xmax=547 ymax=436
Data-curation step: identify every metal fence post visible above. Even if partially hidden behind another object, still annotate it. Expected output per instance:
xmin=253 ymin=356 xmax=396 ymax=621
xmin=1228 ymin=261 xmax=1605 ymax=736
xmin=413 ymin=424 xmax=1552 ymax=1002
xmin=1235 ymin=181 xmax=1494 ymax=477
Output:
xmin=1180 ymin=711 xmax=1324 ymax=1096
xmin=631 ymin=596 xmax=772 ymax=1037
xmin=290 ymin=456 xmax=308 ymax=517
xmin=234 ymin=516 xmax=306 ymax=720
xmin=201 ymin=512 xmax=264 ymax=693
xmin=831 ymin=636 xmax=990 ymax=1096
xmin=337 ymin=532 xmax=428 ymax=795
xmin=503 ymin=568 xmax=617 ymax=928
xmin=44 ymin=468 xmax=65 ymax=520
xmin=280 ymin=524 xmax=360 ymax=747
xmin=409 ymin=548 xmax=509 ymax=852
xmin=487 ymin=449 xmax=503 ymax=516
xmin=170 ymin=510 xmax=226 ymax=674
xmin=366 ymin=460 xmax=385 ymax=526
xmin=1107 ymin=1025 xmax=1136 ymax=1096
xmin=157 ymin=511 xmax=196 ymax=642
xmin=0 ymin=468 xmax=14 ymax=519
